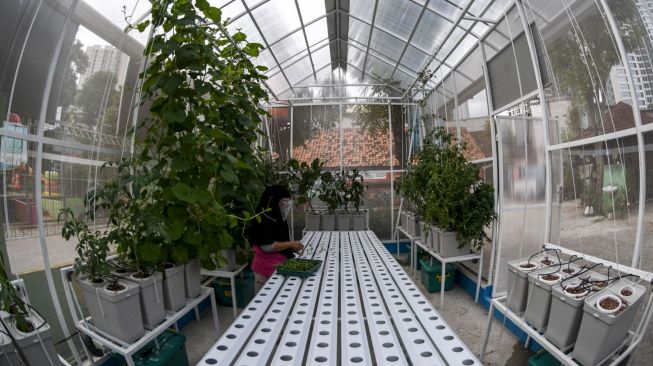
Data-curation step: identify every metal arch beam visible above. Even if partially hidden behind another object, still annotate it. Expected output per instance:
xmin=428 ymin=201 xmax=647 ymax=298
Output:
xmin=389 ymin=0 xmax=431 ymax=81
xmin=360 ymin=0 xmax=380 ymax=80
xmin=240 ymin=0 xmax=296 ymax=95
xmin=294 ymin=0 xmax=317 ymax=84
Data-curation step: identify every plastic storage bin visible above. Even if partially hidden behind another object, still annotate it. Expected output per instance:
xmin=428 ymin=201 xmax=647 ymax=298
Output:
xmin=213 ymin=271 xmax=255 ymax=308
xmin=528 ymin=351 xmax=561 ymax=366
xmin=420 ymin=259 xmax=455 ymax=293
xmin=111 ymin=330 xmax=189 ymax=366
xmin=573 ymin=279 xmax=645 ymax=366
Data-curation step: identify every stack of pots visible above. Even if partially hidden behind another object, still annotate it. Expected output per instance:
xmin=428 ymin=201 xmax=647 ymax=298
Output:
xmin=506 ymin=254 xmax=559 ymax=314
xmin=573 ymin=279 xmax=646 ymax=365
xmin=524 ymin=263 xmax=580 ymax=330
xmin=0 ymin=310 xmax=60 ymax=365
xmin=545 ymin=270 xmax=607 ymax=350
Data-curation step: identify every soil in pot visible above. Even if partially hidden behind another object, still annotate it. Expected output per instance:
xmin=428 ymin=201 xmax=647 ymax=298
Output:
xmin=592 ymin=280 xmax=608 ymax=290
xmin=564 ymin=286 xmax=588 ymax=298
xmin=15 ymin=318 xmax=34 ymax=333
xmin=599 ymin=297 xmax=620 ymax=310
xmin=106 ymin=282 xmax=126 ymax=292
xmin=620 ymin=287 xmax=633 ymax=297
xmin=562 ymin=268 xmax=576 ymax=274
xmin=541 ymin=274 xmax=560 ymax=282
xmin=519 ymin=262 xmax=537 ymax=270
xmin=540 ymin=257 xmax=554 ymax=266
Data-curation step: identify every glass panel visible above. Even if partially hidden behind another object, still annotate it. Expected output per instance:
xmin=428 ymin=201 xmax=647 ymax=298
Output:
xmin=550 ymin=136 xmax=639 ymax=268
xmin=524 ymin=0 xmax=631 ymax=145
xmin=350 ymin=0 xmax=375 ymax=23
xmin=267 ymin=72 xmax=290 ymax=94
xmin=297 ymin=0 xmax=325 ymax=24
xmin=370 ymin=29 xmax=405 ymax=64
xmin=304 ymin=17 xmax=329 ymax=46
xmin=375 ymin=0 xmax=421 ymax=41
xmin=271 ymin=30 xmax=305 ymax=63
xmin=459 ymin=89 xmax=492 ymax=160
xmin=457 ymin=46 xmax=483 ymax=81
xmin=412 ymin=9 xmax=450 ymax=54
xmin=81 ymin=0 xmax=150 ymax=30
xmin=345 ymin=105 xmax=391 ymax=170
xmin=435 ymin=26 xmax=466 ymax=62
xmin=311 ymin=46 xmax=332 ymax=70
xmin=227 ymin=15 xmax=264 ymax=45
xmin=400 ymin=44 xmax=429 ymax=72
xmin=445 ymin=33 xmax=477 ymax=68
xmin=347 ymin=42 xmax=367 ymax=70
xmin=251 ymin=0 xmax=301 ymax=44
xmin=427 ymin=1 xmax=464 ymax=21
xmin=348 ymin=17 xmax=371 ymax=46
xmin=219 ymin=0 xmax=246 ymax=21
xmin=292 ymin=105 xmax=340 ymax=169
xmin=285 ymin=57 xmax=313 ymax=86
xmin=365 ymin=54 xmax=395 ymax=81
xmin=266 ymin=107 xmax=291 ymax=160
xmin=494 ymin=116 xmax=547 ymax=294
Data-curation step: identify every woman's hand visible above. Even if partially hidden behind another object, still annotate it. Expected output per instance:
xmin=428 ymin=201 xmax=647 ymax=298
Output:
xmin=290 ymin=241 xmax=304 ymax=252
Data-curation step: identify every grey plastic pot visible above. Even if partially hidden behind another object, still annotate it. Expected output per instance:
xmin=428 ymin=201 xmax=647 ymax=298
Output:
xmin=127 ymin=272 xmax=166 ymax=329
xmin=400 ymin=211 xmax=407 ymax=228
xmin=439 ymin=231 xmax=469 ymax=257
xmin=506 ymin=254 xmax=559 ymax=313
xmin=406 ymin=213 xmax=419 ymax=237
xmin=184 ymin=258 xmax=202 ymax=299
xmin=573 ymin=279 xmax=646 ymax=366
xmin=305 ymin=211 xmax=321 ymax=231
xmin=5 ymin=311 xmax=61 ymax=366
xmin=162 ymin=263 xmax=186 ymax=311
xmin=77 ymin=276 xmax=144 ymax=343
xmin=352 ymin=212 xmax=366 ymax=230
xmin=321 ymin=213 xmax=336 ymax=231
xmin=524 ymin=265 xmax=579 ymax=330
xmin=0 ymin=330 xmax=21 ymax=366
xmin=429 ymin=226 xmax=441 ymax=252
xmin=545 ymin=271 xmax=606 ymax=350
xmin=337 ymin=213 xmax=351 ymax=231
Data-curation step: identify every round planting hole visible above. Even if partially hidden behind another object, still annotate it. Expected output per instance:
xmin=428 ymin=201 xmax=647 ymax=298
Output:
xmin=318 ymin=342 xmax=328 ymax=348
xmin=205 ymin=359 xmax=217 ymax=365
xmin=243 ymin=315 xmax=251 ymax=319
xmin=453 ymin=347 xmax=463 ymax=352
xmin=290 ymin=330 xmax=300 ymax=335
xmin=247 ymin=351 xmax=258 ymax=357
xmin=280 ymin=355 xmax=292 ymax=361
xmin=387 ymin=356 xmax=399 ymax=362
xmin=351 ymin=357 xmax=363 ymax=363
xmin=414 ymin=339 xmax=425 ymax=344
xmin=286 ymin=342 xmax=297 ymax=347
xmin=262 ymin=328 xmax=271 ymax=332
xmin=349 ymin=330 xmax=359 ymax=335
xmin=315 ymin=356 xmax=327 ymax=363
xmin=350 ymin=342 xmax=361 ymax=348
xmin=322 ymin=320 xmax=330 ymax=325
xmin=216 ymin=345 xmax=228 ymax=351
xmin=421 ymin=352 xmax=432 ymax=357
xmin=379 ymin=330 xmax=389 ymax=335
xmin=319 ymin=331 xmax=329 ymax=336
xmin=226 ymin=334 xmax=236 ymax=339
xmin=463 ymin=360 xmax=474 ymax=365
xmin=294 ymin=320 xmax=303 ymax=324
xmin=254 ymin=339 xmax=264 ymax=344
xmin=383 ymin=342 xmax=393 ymax=348
xmin=429 ymin=316 xmax=438 ymax=320
xmin=436 ymin=325 xmax=445 ymax=330
xmin=444 ymin=335 xmax=454 ymax=340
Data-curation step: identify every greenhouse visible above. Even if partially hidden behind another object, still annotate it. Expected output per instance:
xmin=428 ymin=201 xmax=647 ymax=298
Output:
xmin=3 ymin=0 xmax=653 ymax=365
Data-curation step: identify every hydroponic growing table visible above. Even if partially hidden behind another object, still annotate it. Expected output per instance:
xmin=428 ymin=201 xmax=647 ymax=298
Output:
xmin=199 ymin=230 xmax=480 ymax=366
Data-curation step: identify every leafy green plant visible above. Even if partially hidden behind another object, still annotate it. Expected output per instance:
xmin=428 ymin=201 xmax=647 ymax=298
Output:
xmin=126 ymin=0 xmax=269 ymax=268
xmin=59 ymin=208 xmax=112 ymax=283
xmin=402 ymin=127 xmax=496 ymax=249
xmin=291 ymin=158 xmax=324 ymax=213
xmin=0 ymin=255 xmax=30 ymax=333
xmin=340 ymin=169 xmax=367 ymax=213
xmin=317 ymin=171 xmax=342 ymax=213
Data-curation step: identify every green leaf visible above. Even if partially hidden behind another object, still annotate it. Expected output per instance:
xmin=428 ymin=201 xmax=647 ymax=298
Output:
xmin=138 ymin=243 xmax=160 ymax=263
xmin=233 ymin=32 xmax=247 ymax=42
xmin=171 ymin=183 xmax=196 ymax=203
xmin=136 ymin=19 xmax=150 ymax=33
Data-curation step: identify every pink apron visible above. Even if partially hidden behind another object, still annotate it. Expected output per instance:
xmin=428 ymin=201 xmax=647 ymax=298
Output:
xmin=251 ymin=245 xmax=287 ymax=277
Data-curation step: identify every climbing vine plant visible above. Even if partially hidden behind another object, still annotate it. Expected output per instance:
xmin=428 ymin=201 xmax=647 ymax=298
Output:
xmin=125 ymin=0 xmax=269 ymax=267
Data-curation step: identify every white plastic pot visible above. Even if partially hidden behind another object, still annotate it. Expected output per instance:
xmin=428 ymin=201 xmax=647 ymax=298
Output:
xmin=562 ymin=283 xmax=589 ymax=299
xmin=619 ymin=286 xmax=635 ymax=298
xmin=596 ymin=295 xmax=622 ymax=315
xmin=517 ymin=261 xmax=540 ymax=272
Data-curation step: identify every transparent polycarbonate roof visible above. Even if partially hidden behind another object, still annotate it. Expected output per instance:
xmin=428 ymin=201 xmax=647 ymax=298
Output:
xmin=90 ymin=0 xmax=516 ymax=101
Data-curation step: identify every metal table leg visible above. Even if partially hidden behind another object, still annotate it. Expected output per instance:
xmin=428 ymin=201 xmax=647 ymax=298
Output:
xmin=210 ymin=290 xmax=220 ymax=331
xmin=231 ymin=276 xmax=237 ymax=318
xmin=475 ymin=251 xmax=484 ymax=303
xmin=480 ymin=301 xmax=495 ymax=362
xmin=440 ymin=261 xmax=446 ymax=308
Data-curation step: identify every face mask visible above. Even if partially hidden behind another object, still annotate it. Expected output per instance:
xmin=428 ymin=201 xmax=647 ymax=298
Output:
xmin=280 ymin=200 xmax=292 ymax=221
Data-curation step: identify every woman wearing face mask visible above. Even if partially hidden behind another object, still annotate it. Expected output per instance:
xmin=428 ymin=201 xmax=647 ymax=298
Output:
xmin=248 ymin=185 xmax=304 ymax=291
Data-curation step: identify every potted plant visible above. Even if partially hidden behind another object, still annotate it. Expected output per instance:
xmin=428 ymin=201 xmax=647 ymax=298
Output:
xmin=130 ymin=0 xmax=270 ymax=299
xmin=347 ymin=169 xmax=368 ymax=230
xmin=317 ymin=171 xmax=341 ymax=231
xmin=291 ymin=158 xmax=324 ymax=230
xmin=59 ymin=208 xmax=144 ymax=343
xmin=0 ymin=256 xmax=59 ymax=365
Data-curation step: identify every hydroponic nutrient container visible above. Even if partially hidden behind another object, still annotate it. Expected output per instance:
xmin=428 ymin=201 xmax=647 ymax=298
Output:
xmin=4 ymin=310 xmax=61 ymax=366
xmin=544 ymin=270 xmax=607 ymax=350
xmin=506 ymin=253 xmax=560 ymax=313
xmin=573 ymin=278 xmax=646 ymax=365
xmin=524 ymin=263 xmax=580 ymax=330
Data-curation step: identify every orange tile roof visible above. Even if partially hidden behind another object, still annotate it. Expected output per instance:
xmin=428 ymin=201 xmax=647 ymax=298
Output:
xmin=292 ymin=128 xmax=400 ymax=168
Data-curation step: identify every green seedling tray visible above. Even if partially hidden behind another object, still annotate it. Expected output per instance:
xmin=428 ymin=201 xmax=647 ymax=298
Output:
xmin=276 ymin=258 xmax=322 ymax=277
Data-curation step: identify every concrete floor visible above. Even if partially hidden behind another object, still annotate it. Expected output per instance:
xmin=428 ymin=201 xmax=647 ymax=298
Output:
xmin=183 ymin=267 xmax=532 ymax=365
